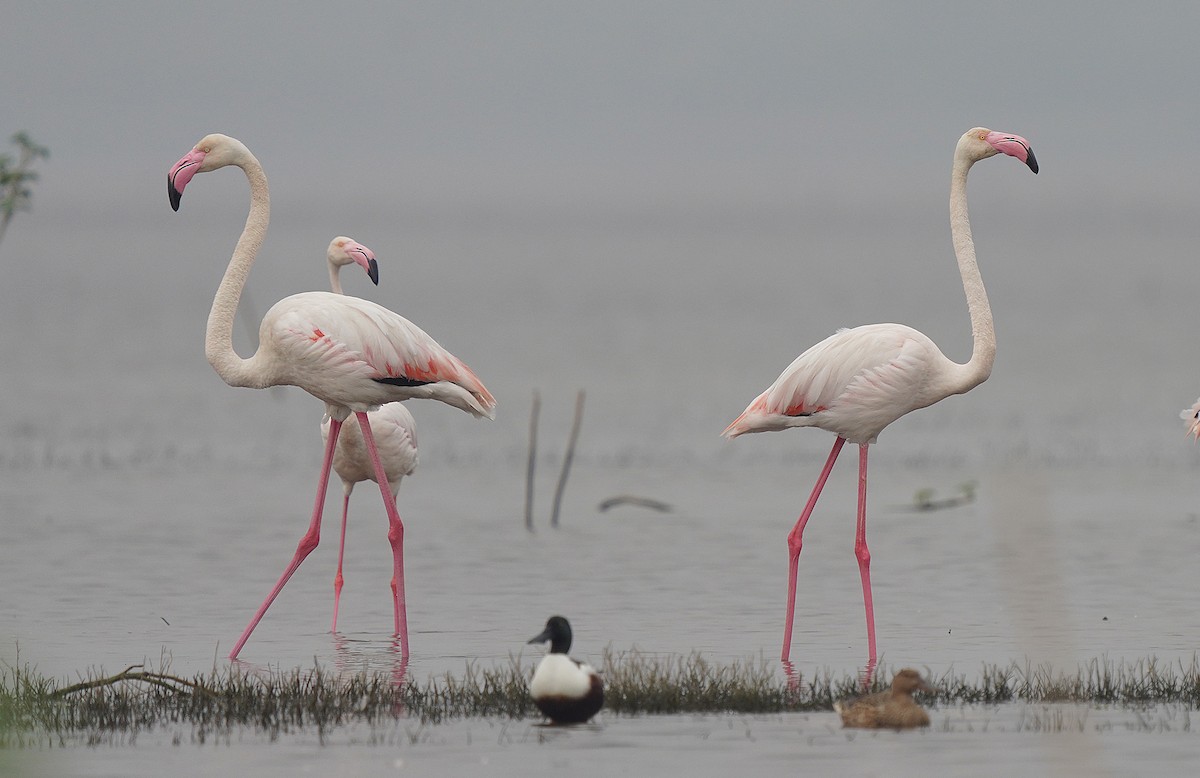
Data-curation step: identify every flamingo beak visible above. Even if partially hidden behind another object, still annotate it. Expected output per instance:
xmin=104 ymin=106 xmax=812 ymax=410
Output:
xmin=1023 ymin=147 xmax=1039 ymax=175
xmin=985 ymin=131 xmax=1038 ymax=174
xmin=167 ymin=148 xmax=206 ymax=211
xmin=347 ymin=242 xmax=379 ymax=285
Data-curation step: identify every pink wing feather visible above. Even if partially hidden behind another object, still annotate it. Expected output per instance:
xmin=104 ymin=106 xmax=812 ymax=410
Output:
xmin=723 ymin=324 xmax=942 ymax=444
xmin=265 ymin=292 xmax=496 ymax=417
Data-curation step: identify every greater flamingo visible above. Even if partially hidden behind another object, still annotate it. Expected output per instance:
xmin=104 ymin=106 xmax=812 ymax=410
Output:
xmin=167 ymin=134 xmax=495 ymax=659
xmin=722 ymin=127 xmax=1038 ymax=665
xmin=1180 ymin=399 xmax=1200 ymax=439
xmin=321 ymin=237 xmax=418 ymax=634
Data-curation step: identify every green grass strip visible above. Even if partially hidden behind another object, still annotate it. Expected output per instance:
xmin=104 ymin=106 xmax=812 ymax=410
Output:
xmin=2 ymin=653 xmax=1198 ymax=745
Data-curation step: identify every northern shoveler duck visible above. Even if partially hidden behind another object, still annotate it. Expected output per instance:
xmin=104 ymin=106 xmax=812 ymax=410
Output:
xmin=527 ymin=616 xmax=603 ymax=724
xmin=834 ymin=668 xmax=937 ymax=729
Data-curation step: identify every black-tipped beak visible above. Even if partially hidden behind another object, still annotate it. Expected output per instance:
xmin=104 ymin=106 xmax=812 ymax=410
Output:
xmin=367 ymin=258 xmax=379 ymax=285
xmin=168 ymin=176 xmax=183 ymax=211
xmin=528 ymin=628 xmax=552 ymax=645
xmin=1025 ymin=148 xmax=1039 ymax=174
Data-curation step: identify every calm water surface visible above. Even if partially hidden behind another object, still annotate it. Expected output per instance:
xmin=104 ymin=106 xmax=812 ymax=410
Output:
xmin=15 ymin=703 xmax=1200 ymax=777
xmin=3 ymin=202 xmax=1200 ymax=774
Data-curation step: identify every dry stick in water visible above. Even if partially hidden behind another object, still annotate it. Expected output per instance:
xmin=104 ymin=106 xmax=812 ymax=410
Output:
xmin=550 ymin=390 xmax=586 ymax=528
xmin=51 ymin=664 xmax=215 ymax=698
xmin=525 ymin=390 xmax=541 ymax=532
xmin=598 ymin=495 xmax=672 ymax=513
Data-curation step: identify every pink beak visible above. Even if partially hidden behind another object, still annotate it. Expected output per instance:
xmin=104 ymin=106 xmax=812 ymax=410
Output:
xmin=347 ymin=241 xmax=379 ymax=285
xmin=168 ymin=148 xmax=207 ymax=211
xmin=985 ymin=131 xmax=1038 ymax=174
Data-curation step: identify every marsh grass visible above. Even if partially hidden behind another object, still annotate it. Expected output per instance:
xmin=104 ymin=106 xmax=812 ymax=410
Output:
xmin=3 ymin=653 xmax=1200 ymax=745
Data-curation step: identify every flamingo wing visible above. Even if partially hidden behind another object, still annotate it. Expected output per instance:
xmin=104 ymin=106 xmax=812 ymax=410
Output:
xmin=723 ymin=324 xmax=939 ymax=443
xmin=266 ymin=292 xmax=496 ymax=417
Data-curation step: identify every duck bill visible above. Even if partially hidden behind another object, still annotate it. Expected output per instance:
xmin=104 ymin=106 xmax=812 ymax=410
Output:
xmin=527 ymin=628 xmax=553 ymax=645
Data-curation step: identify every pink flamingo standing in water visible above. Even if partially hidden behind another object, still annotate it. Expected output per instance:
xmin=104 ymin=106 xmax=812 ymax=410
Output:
xmin=723 ymin=128 xmax=1038 ymax=666
xmin=167 ymin=134 xmax=495 ymax=659
xmin=321 ymin=237 xmax=419 ymax=634
xmin=1180 ymin=399 xmax=1200 ymax=439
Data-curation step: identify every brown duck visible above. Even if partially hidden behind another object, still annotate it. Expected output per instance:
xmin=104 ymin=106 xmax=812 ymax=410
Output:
xmin=834 ymin=668 xmax=937 ymax=729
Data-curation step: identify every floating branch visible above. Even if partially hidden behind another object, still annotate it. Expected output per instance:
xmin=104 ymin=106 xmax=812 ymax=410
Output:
xmin=51 ymin=664 xmax=215 ymax=699
xmin=892 ymin=481 xmax=977 ymax=513
xmin=598 ymin=495 xmax=673 ymax=513
xmin=550 ymin=390 xmax=585 ymax=528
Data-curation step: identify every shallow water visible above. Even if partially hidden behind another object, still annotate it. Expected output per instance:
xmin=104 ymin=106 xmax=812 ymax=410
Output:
xmin=14 ymin=703 xmax=1200 ymax=778
xmin=6 ymin=455 xmax=1200 ymax=775
xmin=5 ymin=455 xmax=1199 ymax=678
xmin=4 ymin=200 xmax=1200 ymax=774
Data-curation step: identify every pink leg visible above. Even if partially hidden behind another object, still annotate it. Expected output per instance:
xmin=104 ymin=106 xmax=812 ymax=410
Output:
xmin=355 ymin=411 xmax=409 ymax=657
xmin=330 ymin=487 xmax=352 ymax=633
xmin=782 ymin=436 xmax=846 ymax=662
xmin=229 ymin=418 xmax=342 ymax=660
xmin=854 ymin=443 xmax=878 ymax=667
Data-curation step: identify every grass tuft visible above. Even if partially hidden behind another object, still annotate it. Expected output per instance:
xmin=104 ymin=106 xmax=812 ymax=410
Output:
xmin=3 ymin=654 xmax=1200 ymax=745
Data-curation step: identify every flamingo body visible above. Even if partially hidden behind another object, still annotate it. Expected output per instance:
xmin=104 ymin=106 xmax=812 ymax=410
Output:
xmin=723 ymin=128 xmax=1038 ymax=667
xmin=723 ymin=323 xmax=972 ymax=445
xmin=252 ymin=290 xmax=494 ymax=417
xmin=325 ymin=403 xmax=418 ymax=492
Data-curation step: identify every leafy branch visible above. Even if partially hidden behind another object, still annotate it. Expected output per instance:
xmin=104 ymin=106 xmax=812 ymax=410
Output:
xmin=0 ymin=131 xmax=50 ymax=247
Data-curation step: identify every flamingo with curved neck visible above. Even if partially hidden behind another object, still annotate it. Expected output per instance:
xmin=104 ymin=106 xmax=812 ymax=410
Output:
xmin=326 ymin=236 xmax=379 ymax=294
xmin=167 ymin=134 xmax=495 ymax=659
xmin=722 ymin=127 xmax=1038 ymax=667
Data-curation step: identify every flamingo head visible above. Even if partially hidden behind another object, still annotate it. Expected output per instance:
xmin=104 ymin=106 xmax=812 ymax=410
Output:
xmin=167 ymin=133 xmax=253 ymax=211
xmin=1180 ymin=398 xmax=1200 ymax=440
xmin=961 ymin=127 xmax=1038 ymax=174
xmin=327 ymin=236 xmax=379 ymax=285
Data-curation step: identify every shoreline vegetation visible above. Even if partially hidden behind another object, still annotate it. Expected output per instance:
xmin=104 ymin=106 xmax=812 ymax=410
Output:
xmin=2 ymin=652 xmax=1198 ymax=745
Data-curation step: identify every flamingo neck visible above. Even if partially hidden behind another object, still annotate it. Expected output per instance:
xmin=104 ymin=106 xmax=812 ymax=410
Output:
xmin=948 ymin=152 xmax=995 ymax=393
xmin=204 ymin=154 xmax=274 ymax=388
xmin=328 ymin=262 xmax=344 ymax=295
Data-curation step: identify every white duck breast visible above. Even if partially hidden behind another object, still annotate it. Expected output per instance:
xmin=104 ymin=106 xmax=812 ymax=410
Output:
xmin=529 ymin=654 xmax=603 ymax=724
xmin=530 ymin=654 xmax=599 ymax=700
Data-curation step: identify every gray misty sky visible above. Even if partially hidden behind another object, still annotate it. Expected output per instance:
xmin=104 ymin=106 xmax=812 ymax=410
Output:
xmin=3 ymin=0 xmax=1198 ymax=209
xmin=4 ymin=1 xmax=1200 ymax=467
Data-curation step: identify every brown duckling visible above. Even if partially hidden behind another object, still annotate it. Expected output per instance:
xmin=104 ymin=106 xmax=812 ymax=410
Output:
xmin=834 ymin=668 xmax=937 ymax=729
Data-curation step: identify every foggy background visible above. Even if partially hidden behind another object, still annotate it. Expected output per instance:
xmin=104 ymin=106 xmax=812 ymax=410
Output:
xmin=2 ymin=1 xmax=1199 ymax=514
